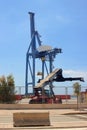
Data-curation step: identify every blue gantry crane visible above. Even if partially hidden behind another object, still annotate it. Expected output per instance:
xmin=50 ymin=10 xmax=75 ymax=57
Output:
xmin=25 ymin=12 xmax=62 ymax=95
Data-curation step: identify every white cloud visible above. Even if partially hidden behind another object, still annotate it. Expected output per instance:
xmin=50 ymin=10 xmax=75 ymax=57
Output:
xmin=63 ymin=69 xmax=87 ymax=81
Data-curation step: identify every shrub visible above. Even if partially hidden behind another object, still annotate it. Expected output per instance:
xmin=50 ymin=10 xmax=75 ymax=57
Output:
xmin=0 ymin=75 xmax=16 ymax=103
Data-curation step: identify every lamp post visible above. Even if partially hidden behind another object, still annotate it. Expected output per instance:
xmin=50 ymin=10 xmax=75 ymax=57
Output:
xmin=65 ymin=87 xmax=68 ymax=104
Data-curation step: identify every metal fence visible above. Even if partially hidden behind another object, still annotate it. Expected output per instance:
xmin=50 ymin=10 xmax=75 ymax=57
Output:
xmin=15 ymin=86 xmax=87 ymax=105
xmin=15 ymin=86 xmax=87 ymax=95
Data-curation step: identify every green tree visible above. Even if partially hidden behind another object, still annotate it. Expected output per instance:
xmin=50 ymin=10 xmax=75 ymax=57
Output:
xmin=73 ymin=82 xmax=81 ymax=109
xmin=0 ymin=74 xmax=16 ymax=103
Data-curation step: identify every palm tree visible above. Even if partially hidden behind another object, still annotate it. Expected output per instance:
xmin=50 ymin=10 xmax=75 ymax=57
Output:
xmin=73 ymin=82 xmax=81 ymax=109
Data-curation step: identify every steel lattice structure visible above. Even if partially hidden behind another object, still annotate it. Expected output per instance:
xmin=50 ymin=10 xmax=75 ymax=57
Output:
xmin=25 ymin=12 xmax=62 ymax=95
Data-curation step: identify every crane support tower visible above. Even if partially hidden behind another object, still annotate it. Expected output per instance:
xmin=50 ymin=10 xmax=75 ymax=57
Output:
xmin=25 ymin=12 xmax=62 ymax=95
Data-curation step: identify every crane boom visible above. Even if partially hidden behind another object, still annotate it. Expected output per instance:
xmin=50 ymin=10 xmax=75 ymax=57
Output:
xmin=53 ymin=69 xmax=84 ymax=82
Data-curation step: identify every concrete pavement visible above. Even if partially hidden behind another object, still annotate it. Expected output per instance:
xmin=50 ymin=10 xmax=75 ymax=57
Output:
xmin=0 ymin=109 xmax=87 ymax=129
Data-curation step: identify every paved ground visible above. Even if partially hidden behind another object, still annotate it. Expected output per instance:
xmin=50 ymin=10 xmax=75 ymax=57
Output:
xmin=0 ymin=109 xmax=87 ymax=129
xmin=1 ymin=128 xmax=87 ymax=130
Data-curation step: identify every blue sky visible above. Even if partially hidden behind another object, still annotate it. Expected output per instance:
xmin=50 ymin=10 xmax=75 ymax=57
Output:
xmin=0 ymin=0 xmax=87 ymax=93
